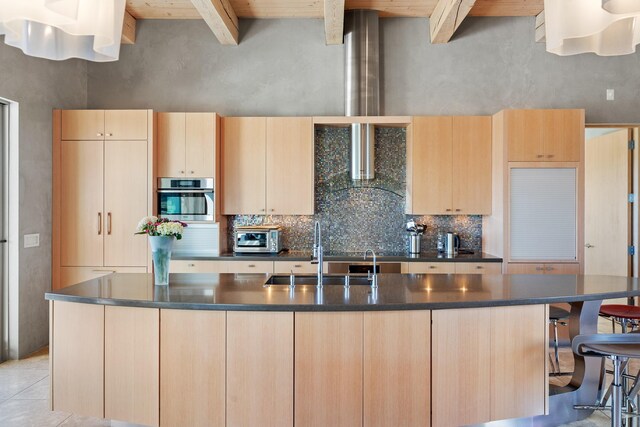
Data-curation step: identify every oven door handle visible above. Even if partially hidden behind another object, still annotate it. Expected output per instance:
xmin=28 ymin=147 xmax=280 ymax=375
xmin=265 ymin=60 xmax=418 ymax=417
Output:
xmin=157 ymin=189 xmax=213 ymax=194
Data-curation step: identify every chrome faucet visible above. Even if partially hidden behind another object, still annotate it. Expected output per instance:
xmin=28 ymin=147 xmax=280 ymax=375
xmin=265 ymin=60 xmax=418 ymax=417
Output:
xmin=311 ymin=221 xmax=323 ymax=287
xmin=364 ymin=249 xmax=378 ymax=289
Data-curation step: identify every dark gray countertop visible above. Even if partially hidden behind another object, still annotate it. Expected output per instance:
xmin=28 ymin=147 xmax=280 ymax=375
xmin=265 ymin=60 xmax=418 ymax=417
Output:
xmin=172 ymin=251 xmax=503 ymax=263
xmin=45 ymin=273 xmax=639 ymax=311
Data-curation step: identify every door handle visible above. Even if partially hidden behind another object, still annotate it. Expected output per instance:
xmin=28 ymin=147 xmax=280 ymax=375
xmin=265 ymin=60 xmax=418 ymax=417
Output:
xmin=0 ymin=239 xmax=6 ymax=243
xmin=98 ymin=213 xmax=102 ymax=235
xmin=107 ymin=212 xmax=112 ymax=235
xmin=585 ymin=243 xmax=594 ymax=248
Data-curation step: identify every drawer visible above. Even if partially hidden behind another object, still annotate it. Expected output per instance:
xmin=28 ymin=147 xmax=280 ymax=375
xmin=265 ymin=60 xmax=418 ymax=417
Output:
xmin=60 ymin=266 xmax=147 ymax=288
xmin=406 ymin=262 xmax=455 ymax=274
xmin=274 ymin=261 xmax=317 ymax=274
xmin=544 ymin=263 xmax=580 ymax=275
xmin=227 ymin=261 xmax=274 ymax=274
xmin=455 ymin=262 xmax=502 ymax=274
xmin=171 ymin=260 xmax=228 ymax=273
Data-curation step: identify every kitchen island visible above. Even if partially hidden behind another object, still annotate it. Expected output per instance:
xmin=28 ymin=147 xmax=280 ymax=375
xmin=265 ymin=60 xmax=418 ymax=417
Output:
xmin=46 ymin=273 xmax=640 ymax=427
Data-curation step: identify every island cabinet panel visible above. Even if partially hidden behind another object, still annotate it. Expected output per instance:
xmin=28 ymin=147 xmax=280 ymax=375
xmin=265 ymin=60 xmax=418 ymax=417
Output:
xmin=363 ymin=311 xmax=430 ymax=427
xmin=227 ymin=312 xmax=294 ymax=427
xmin=432 ymin=308 xmax=492 ymax=426
xmin=295 ymin=312 xmax=364 ymax=427
xmin=51 ymin=301 xmax=104 ymax=418
xmin=105 ymin=306 xmax=159 ymax=427
xmin=160 ymin=309 xmax=225 ymax=427
xmin=490 ymin=305 xmax=547 ymax=420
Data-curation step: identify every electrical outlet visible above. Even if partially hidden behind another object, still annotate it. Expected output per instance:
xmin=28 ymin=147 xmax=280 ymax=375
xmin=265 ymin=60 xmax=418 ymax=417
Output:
xmin=24 ymin=233 xmax=40 ymax=248
xmin=607 ymin=89 xmax=615 ymax=101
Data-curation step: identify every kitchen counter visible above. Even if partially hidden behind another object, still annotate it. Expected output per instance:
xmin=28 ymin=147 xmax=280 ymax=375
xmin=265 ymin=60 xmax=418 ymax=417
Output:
xmin=172 ymin=250 xmax=503 ymax=262
xmin=45 ymin=272 xmax=638 ymax=311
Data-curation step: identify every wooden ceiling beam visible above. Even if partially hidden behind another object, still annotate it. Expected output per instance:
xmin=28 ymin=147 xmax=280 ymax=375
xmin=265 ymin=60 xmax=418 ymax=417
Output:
xmin=121 ymin=10 xmax=136 ymax=44
xmin=429 ymin=0 xmax=476 ymax=44
xmin=190 ymin=0 xmax=239 ymax=45
xmin=324 ymin=0 xmax=346 ymax=45
xmin=535 ymin=10 xmax=545 ymax=43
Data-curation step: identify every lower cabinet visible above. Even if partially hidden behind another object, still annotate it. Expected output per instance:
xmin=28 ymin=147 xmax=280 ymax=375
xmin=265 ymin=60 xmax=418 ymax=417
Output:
xmin=227 ymin=312 xmax=294 ymax=427
xmin=507 ymin=262 xmax=580 ymax=274
xmin=404 ymin=262 xmax=503 ymax=274
xmin=405 ymin=262 xmax=456 ymax=274
xmin=170 ymin=260 xmax=228 ymax=273
xmin=455 ymin=262 xmax=502 ymax=274
xmin=273 ymin=261 xmax=317 ymax=274
xmin=160 ymin=309 xmax=225 ymax=427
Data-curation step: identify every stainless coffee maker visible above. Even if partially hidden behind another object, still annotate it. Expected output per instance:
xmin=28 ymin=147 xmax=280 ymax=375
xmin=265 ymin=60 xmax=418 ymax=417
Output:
xmin=444 ymin=232 xmax=460 ymax=255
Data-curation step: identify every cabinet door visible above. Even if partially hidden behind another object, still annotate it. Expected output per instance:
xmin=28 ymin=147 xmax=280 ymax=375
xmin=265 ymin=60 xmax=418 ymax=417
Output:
xmin=104 ymin=110 xmax=148 ymax=140
xmin=295 ymin=312 xmax=363 ymax=427
xmin=170 ymin=260 xmax=228 ymax=273
xmin=52 ymin=301 xmax=104 ymax=418
xmin=455 ymin=262 xmax=502 ymax=274
xmin=505 ymin=110 xmax=544 ymax=161
xmin=273 ymin=261 xmax=317 ymax=274
xmin=452 ymin=116 xmax=492 ymax=214
xmin=222 ymin=117 xmax=266 ymax=214
xmin=226 ymin=261 xmax=273 ymax=274
xmin=61 ymin=110 xmax=104 ymax=140
xmin=543 ymin=109 xmax=583 ymax=162
xmin=104 ymin=140 xmax=148 ymax=267
xmin=406 ymin=262 xmax=455 ymax=274
xmin=409 ymin=116 xmax=453 ymax=214
xmin=364 ymin=311 xmax=430 ymax=427
xmin=185 ymin=113 xmax=215 ymax=177
xmin=227 ymin=312 xmax=294 ymax=427
xmin=506 ymin=263 xmax=546 ymax=274
xmin=157 ymin=113 xmax=186 ymax=177
xmin=432 ymin=308 xmax=491 ymax=426
xmin=544 ymin=263 xmax=580 ymax=274
xmin=60 ymin=140 xmax=104 ymax=266
xmin=490 ymin=305 xmax=546 ymax=420
xmin=266 ymin=117 xmax=314 ymax=214
xmin=160 ymin=309 xmax=225 ymax=427
xmin=105 ymin=306 xmax=159 ymax=427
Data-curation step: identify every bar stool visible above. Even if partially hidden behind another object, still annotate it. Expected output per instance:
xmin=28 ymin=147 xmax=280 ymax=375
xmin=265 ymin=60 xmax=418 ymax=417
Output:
xmin=573 ymin=334 xmax=640 ymax=427
xmin=600 ymin=304 xmax=640 ymax=333
xmin=549 ymin=305 xmax=571 ymax=375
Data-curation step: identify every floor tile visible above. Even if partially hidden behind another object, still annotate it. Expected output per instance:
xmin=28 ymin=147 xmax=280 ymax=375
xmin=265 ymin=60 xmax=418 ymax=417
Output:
xmin=0 ymin=369 xmax=48 ymax=399
xmin=0 ymin=399 xmax=69 ymax=427
xmin=0 ymin=353 xmax=49 ymax=370
xmin=13 ymin=376 xmax=49 ymax=399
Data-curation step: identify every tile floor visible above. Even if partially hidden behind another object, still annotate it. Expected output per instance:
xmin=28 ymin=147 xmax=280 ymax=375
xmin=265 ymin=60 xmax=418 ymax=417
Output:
xmin=0 ymin=345 xmax=625 ymax=426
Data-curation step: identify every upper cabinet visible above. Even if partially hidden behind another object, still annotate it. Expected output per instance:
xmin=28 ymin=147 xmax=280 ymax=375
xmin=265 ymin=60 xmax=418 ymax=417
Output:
xmin=157 ymin=112 xmax=216 ymax=177
xmin=408 ymin=116 xmax=491 ymax=215
xmin=61 ymin=110 xmax=148 ymax=141
xmin=222 ymin=117 xmax=314 ymax=215
xmin=505 ymin=109 xmax=583 ymax=162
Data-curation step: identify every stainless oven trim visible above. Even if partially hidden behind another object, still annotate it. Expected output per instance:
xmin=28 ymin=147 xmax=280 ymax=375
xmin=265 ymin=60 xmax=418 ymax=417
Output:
xmin=158 ymin=190 xmax=215 ymax=222
xmin=157 ymin=177 xmax=214 ymax=190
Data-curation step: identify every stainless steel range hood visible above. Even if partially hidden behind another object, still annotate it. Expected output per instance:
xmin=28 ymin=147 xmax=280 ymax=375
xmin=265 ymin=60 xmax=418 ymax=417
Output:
xmin=345 ymin=10 xmax=380 ymax=181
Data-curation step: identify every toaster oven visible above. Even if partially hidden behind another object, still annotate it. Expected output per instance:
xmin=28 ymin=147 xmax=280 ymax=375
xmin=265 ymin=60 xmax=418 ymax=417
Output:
xmin=234 ymin=226 xmax=282 ymax=253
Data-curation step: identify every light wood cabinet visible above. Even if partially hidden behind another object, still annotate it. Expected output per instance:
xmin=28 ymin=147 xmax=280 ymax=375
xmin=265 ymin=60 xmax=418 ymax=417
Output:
xmin=222 ymin=117 xmax=314 ymax=215
xmin=51 ymin=301 xmax=104 ymax=418
xmin=54 ymin=109 xmax=153 ymax=290
xmin=273 ymin=261 xmax=317 ymax=274
xmin=455 ymin=262 xmax=502 ymax=274
xmin=507 ymin=263 xmax=580 ymax=274
xmin=157 ymin=112 xmax=216 ymax=177
xmin=170 ymin=260 xmax=228 ymax=273
xmin=408 ymin=116 xmax=491 ymax=215
xmin=160 ymin=309 xmax=225 ymax=427
xmin=227 ymin=260 xmax=274 ymax=274
xmin=61 ymin=110 xmax=147 ymax=140
xmin=295 ymin=312 xmax=363 ymax=427
xmin=505 ymin=109 xmax=583 ymax=162
xmin=405 ymin=262 xmax=456 ymax=274
xmin=364 ymin=311 xmax=430 ymax=427
xmin=227 ymin=312 xmax=294 ymax=427
xmin=105 ymin=306 xmax=159 ymax=427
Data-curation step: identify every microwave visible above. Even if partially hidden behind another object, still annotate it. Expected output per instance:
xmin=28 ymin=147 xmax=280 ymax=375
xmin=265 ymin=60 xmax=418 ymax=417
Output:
xmin=157 ymin=178 xmax=214 ymax=222
xmin=234 ymin=226 xmax=282 ymax=253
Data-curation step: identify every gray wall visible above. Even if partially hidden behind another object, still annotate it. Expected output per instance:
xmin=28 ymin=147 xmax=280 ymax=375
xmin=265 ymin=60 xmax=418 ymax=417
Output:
xmin=0 ymin=44 xmax=86 ymax=357
xmin=88 ymin=17 xmax=640 ymax=122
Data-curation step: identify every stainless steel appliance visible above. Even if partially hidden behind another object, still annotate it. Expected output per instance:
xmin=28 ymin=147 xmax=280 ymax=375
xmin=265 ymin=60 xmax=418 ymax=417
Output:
xmin=445 ymin=232 xmax=460 ymax=255
xmin=406 ymin=220 xmax=426 ymax=255
xmin=173 ymin=223 xmax=221 ymax=257
xmin=234 ymin=226 xmax=282 ymax=253
xmin=157 ymin=178 xmax=214 ymax=222
xmin=327 ymin=261 xmax=402 ymax=275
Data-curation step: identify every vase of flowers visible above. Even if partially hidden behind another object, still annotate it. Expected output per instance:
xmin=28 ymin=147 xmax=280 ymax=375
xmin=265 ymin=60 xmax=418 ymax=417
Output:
xmin=136 ymin=216 xmax=187 ymax=286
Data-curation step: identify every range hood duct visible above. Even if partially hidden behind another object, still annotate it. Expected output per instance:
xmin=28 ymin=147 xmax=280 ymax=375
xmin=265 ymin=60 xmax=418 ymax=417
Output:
xmin=345 ymin=10 xmax=380 ymax=181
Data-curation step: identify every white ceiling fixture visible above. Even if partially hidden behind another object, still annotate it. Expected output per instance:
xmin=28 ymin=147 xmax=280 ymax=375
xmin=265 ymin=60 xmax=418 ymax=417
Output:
xmin=544 ymin=0 xmax=640 ymax=56
xmin=0 ymin=0 xmax=126 ymax=61
xmin=602 ymin=0 xmax=640 ymax=14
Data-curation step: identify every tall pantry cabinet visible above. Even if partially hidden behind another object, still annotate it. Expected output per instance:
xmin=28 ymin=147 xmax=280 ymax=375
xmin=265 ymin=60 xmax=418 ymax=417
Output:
xmin=53 ymin=110 xmax=154 ymax=290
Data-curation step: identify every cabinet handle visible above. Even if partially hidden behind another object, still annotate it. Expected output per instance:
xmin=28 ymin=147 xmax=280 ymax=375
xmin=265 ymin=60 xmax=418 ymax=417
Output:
xmin=546 ymin=266 xmax=554 ymax=271
xmin=190 ymin=171 xmax=194 ymax=174
xmin=179 ymin=170 xmax=184 ymax=175
xmin=476 ymin=266 xmax=483 ymax=269
xmin=429 ymin=265 xmax=436 ymax=269
xmin=92 ymin=269 xmax=116 ymax=273
xmin=547 ymin=155 xmax=554 ymax=158
xmin=98 ymin=212 xmax=102 ymax=235
xmin=455 ymin=209 xmax=461 ymax=212
xmin=294 ymin=264 xmax=302 ymax=268
xmin=536 ymin=154 xmax=544 ymax=158
xmin=535 ymin=266 xmax=544 ymax=271
xmin=107 ymin=212 xmax=112 ymax=235
xmin=260 ymin=209 xmax=265 ymax=212
xmin=188 ymin=263 xmax=195 ymax=267
xmin=248 ymin=264 xmax=256 ymax=268
xmin=585 ymin=243 xmax=594 ymax=248
xmin=270 ymin=209 xmax=275 ymax=212
xmin=445 ymin=209 xmax=452 ymax=212
xmin=107 ymin=133 xmax=113 ymax=137
xmin=97 ymin=132 xmax=103 ymax=137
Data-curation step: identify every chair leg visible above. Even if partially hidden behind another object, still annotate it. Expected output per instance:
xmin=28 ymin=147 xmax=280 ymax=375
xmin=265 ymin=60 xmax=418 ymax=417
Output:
xmin=612 ymin=356 xmax=624 ymax=427
xmin=553 ymin=320 xmax=561 ymax=374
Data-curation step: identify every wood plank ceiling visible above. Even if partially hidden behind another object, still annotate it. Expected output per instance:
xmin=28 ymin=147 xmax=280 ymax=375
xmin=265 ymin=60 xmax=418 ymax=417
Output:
xmin=123 ymin=0 xmax=544 ymax=46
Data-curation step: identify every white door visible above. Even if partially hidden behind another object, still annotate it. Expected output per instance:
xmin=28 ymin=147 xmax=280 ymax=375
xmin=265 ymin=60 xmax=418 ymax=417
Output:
xmin=0 ymin=103 xmax=6 ymax=362
xmin=584 ymin=128 xmax=630 ymax=276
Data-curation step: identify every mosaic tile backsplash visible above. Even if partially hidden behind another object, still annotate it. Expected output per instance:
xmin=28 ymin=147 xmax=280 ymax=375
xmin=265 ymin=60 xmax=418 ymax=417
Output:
xmin=228 ymin=127 xmax=482 ymax=253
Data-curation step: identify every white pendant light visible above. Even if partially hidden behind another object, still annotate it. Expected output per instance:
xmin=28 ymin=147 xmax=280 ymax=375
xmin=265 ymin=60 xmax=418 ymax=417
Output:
xmin=0 ymin=0 xmax=126 ymax=62
xmin=602 ymin=0 xmax=640 ymax=14
xmin=545 ymin=0 xmax=640 ymax=56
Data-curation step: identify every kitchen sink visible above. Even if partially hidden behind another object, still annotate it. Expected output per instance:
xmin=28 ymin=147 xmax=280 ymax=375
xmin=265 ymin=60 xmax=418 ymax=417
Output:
xmin=264 ymin=275 xmax=373 ymax=286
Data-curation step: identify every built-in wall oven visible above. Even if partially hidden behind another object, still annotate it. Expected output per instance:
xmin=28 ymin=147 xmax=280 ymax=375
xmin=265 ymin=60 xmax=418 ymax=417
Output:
xmin=157 ymin=178 xmax=214 ymax=222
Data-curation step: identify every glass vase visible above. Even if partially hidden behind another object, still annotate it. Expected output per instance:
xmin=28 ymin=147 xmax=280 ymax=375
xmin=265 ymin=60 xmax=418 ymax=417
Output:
xmin=149 ymin=235 xmax=175 ymax=286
